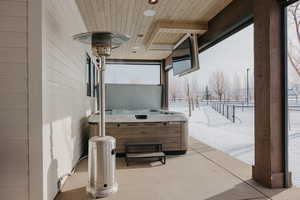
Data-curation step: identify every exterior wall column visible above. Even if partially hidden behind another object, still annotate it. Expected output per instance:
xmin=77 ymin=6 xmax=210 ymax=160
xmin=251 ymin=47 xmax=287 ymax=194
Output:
xmin=253 ymin=0 xmax=291 ymax=188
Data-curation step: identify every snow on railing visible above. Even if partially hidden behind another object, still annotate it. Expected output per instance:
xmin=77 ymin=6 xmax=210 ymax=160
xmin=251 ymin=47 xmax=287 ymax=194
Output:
xmin=210 ymin=102 xmax=236 ymax=123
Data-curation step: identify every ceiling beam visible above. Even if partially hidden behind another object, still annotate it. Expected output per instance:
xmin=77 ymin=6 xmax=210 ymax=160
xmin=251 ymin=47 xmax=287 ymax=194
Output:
xmin=146 ymin=21 xmax=208 ymax=50
xmin=198 ymin=0 xmax=253 ymax=52
xmin=157 ymin=21 xmax=208 ymax=34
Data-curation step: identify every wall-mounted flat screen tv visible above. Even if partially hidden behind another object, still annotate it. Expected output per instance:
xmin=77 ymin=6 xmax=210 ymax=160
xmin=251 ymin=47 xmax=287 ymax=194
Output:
xmin=172 ymin=34 xmax=199 ymax=76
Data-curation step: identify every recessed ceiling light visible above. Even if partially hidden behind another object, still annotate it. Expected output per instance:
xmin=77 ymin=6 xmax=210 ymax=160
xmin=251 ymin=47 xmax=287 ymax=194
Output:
xmin=148 ymin=0 xmax=158 ymax=4
xmin=132 ymin=46 xmax=140 ymax=50
xmin=144 ymin=9 xmax=156 ymax=17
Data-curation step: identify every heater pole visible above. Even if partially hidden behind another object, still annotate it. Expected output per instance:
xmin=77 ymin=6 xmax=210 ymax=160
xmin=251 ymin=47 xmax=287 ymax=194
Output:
xmin=98 ymin=56 xmax=106 ymax=137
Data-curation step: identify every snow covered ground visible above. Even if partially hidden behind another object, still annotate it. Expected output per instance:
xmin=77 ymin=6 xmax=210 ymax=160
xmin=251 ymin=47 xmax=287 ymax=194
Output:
xmin=170 ymin=101 xmax=300 ymax=187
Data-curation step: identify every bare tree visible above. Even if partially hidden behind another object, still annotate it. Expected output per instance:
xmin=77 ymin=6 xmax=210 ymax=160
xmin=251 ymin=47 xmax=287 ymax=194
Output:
xmin=209 ymin=71 xmax=226 ymax=101
xmin=204 ymin=85 xmax=211 ymax=104
xmin=181 ymin=78 xmax=193 ymax=115
xmin=186 ymin=81 xmax=192 ymax=117
xmin=190 ymin=78 xmax=201 ymax=108
xmin=288 ymin=2 xmax=300 ymax=77
xmin=169 ymin=80 xmax=179 ymax=102
xmin=224 ymin=77 xmax=231 ymax=101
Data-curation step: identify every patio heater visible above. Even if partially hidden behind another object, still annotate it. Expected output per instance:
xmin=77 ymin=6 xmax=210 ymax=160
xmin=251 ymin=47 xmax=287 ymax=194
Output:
xmin=73 ymin=32 xmax=130 ymax=198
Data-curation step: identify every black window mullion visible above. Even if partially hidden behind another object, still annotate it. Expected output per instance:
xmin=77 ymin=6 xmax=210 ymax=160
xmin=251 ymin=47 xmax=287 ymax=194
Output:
xmin=92 ymin=63 xmax=96 ymax=97
xmin=86 ymin=54 xmax=92 ymax=97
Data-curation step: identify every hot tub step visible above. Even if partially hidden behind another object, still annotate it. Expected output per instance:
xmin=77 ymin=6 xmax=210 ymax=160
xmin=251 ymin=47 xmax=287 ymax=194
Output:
xmin=126 ymin=152 xmax=165 ymax=158
xmin=125 ymin=143 xmax=166 ymax=166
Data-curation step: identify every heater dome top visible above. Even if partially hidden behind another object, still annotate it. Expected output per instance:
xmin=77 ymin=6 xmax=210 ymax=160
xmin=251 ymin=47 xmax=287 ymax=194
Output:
xmin=73 ymin=32 xmax=130 ymax=49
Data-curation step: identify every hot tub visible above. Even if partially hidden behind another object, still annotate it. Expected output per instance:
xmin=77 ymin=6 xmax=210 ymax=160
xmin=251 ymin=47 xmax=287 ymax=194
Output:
xmin=88 ymin=109 xmax=188 ymax=155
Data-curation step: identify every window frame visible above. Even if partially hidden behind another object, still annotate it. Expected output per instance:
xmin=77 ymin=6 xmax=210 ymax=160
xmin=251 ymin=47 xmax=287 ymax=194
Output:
xmin=86 ymin=54 xmax=92 ymax=97
xmin=280 ymin=0 xmax=300 ymax=188
xmin=92 ymin=63 xmax=97 ymax=97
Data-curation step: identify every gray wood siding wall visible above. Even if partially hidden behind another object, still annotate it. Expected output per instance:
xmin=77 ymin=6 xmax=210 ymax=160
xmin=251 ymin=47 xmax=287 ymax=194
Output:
xmin=0 ymin=0 xmax=29 ymax=199
xmin=0 ymin=0 xmax=93 ymax=199
xmin=43 ymin=0 xmax=92 ymax=200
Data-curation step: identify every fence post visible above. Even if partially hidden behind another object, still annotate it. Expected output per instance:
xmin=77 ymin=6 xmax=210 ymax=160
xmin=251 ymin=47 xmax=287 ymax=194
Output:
xmin=226 ymin=105 xmax=229 ymax=119
xmin=222 ymin=104 xmax=225 ymax=115
xmin=233 ymin=105 xmax=235 ymax=123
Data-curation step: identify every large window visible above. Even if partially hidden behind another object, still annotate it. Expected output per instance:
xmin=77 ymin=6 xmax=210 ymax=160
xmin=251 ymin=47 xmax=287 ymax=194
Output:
xmin=287 ymin=0 xmax=300 ymax=188
xmin=105 ymin=64 xmax=161 ymax=85
xmin=168 ymin=25 xmax=255 ymax=165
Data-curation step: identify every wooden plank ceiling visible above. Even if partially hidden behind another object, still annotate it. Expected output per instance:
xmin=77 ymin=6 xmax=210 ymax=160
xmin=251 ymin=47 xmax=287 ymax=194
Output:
xmin=75 ymin=0 xmax=233 ymax=60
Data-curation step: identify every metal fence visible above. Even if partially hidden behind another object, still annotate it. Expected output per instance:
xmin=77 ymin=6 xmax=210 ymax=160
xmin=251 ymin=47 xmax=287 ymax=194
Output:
xmin=210 ymin=102 xmax=236 ymax=123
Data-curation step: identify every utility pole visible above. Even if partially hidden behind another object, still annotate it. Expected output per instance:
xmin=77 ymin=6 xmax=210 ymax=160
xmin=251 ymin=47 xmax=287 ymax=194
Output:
xmin=246 ymin=68 xmax=250 ymax=105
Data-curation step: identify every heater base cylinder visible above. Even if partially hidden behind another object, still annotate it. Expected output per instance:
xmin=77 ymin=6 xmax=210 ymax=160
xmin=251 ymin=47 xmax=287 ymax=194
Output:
xmin=87 ymin=136 xmax=118 ymax=198
xmin=86 ymin=183 xmax=118 ymax=198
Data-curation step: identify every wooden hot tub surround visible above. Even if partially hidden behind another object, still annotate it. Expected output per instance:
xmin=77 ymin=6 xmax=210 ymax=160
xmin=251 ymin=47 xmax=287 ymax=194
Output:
xmin=88 ymin=110 xmax=188 ymax=155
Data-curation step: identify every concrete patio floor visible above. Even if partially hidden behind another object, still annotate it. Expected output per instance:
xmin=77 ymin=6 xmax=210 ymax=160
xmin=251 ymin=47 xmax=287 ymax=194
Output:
xmin=55 ymin=137 xmax=300 ymax=200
